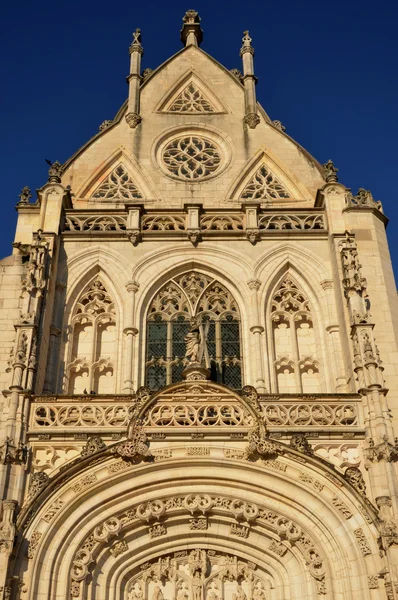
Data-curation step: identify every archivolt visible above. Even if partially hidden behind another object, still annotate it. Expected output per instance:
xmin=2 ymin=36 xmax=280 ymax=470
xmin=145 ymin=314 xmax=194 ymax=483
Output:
xmin=15 ymin=454 xmax=379 ymax=600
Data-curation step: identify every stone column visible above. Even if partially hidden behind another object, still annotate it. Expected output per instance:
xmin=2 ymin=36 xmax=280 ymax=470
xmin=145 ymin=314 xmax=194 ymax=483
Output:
xmin=123 ymin=281 xmax=139 ymax=393
xmin=240 ymin=31 xmax=260 ymax=129
xmin=247 ymin=279 xmax=267 ymax=393
xmin=126 ymin=29 xmax=143 ymax=128
xmin=43 ymin=282 xmax=66 ymax=393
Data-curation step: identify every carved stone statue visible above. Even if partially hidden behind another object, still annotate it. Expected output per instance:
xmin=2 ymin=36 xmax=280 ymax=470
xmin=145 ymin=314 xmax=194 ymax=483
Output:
xmin=185 ymin=317 xmax=201 ymax=363
xmin=152 ymin=586 xmax=164 ymax=600
xmin=192 ymin=573 xmax=203 ymax=600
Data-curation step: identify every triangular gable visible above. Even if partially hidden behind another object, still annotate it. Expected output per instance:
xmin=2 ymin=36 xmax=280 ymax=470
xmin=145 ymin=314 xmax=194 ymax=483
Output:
xmin=91 ymin=164 xmax=143 ymax=202
xmin=156 ymin=71 xmax=227 ymax=114
xmin=227 ymin=149 xmax=311 ymax=204
xmin=75 ymin=146 xmax=162 ymax=203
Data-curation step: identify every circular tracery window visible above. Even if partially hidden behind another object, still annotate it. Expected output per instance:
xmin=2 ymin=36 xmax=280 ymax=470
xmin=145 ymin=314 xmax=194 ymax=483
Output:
xmin=162 ymin=135 xmax=222 ymax=180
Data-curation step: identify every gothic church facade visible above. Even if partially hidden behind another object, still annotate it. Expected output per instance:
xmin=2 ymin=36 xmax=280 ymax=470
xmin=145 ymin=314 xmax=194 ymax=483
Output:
xmin=1 ymin=10 xmax=398 ymax=600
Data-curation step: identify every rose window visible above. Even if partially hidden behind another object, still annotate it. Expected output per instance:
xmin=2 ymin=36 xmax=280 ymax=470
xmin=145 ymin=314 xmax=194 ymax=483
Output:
xmin=162 ymin=135 xmax=222 ymax=180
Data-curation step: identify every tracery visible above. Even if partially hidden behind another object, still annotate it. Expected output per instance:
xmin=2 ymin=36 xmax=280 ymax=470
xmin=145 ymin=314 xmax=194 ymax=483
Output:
xmin=65 ymin=279 xmax=117 ymax=394
xmin=146 ymin=272 xmax=242 ymax=390
xmin=270 ymin=277 xmax=320 ymax=393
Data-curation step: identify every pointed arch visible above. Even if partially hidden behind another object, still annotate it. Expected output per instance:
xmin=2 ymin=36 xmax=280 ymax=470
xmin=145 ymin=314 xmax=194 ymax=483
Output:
xmin=226 ymin=148 xmax=312 ymax=205
xmin=155 ymin=70 xmax=228 ymax=114
xmin=144 ymin=271 xmax=243 ymax=391
xmin=63 ymin=276 xmax=118 ymax=395
xmin=267 ymin=272 xmax=322 ymax=394
xmin=56 ymin=255 xmax=128 ymax=395
xmin=75 ymin=146 xmax=162 ymax=203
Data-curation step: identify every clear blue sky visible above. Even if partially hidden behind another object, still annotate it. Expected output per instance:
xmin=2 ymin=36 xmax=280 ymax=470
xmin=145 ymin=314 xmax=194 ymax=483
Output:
xmin=1 ymin=0 xmax=397 ymax=283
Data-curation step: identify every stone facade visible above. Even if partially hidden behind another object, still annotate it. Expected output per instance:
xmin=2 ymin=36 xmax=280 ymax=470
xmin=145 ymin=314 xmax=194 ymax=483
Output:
xmin=0 ymin=10 xmax=398 ymax=600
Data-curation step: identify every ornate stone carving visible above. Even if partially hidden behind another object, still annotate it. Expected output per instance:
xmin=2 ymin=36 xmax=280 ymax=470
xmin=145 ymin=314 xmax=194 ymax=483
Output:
xmin=27 ymin=530 xmax=42 ymax=559
xmin=141 ymin=68 xmax=153 ymax=81
xmin=81 ymin=436 xmax=106 ymax=458
xmin=346 ymin=188 xmax=382 ymax=210
xmin=246 ymin=425 xmax=279 ymax=460
xmin=21 ymin=232 xmax=49 ymax=296
xmin=368 ymin=575 xmax=379 ymax=589
xmin=28 ymin=472 xmax=49 ymax=499
xmin=65 ymin=214 xmax=128 ymax=232
xmin=18 ymin=186 xmax=32 ymax=205
xmin=99 ymin=120 xmax=113 ymax=131
xmin=268 ymin=540 xmax=287 ymax=556
xmin=244 ymin=113 xmax=261 ymax=129
xmin=115 ymin=429 xmax=152 ymax=461
xmin=125 ymin=112 xmax=142 ymax=128
xmin=91 ymin=164 xmax=143 ymax=201
xmin=354 ymin=528 xmax=371 ymax=555
xmin=187 ymin=229 xmax=201 ymax=245
xmin=230 ymin=523 xmax=249 ymax=538
xmin=43 ymin=499 xmax=64 ymax=523
xmin=110 ymin=540 xmax=128 ymax=557
xmin=344 ymin=467 xmax=366 ymax=496
xmin=331 ymin=496 xmax=352 ymax=519
xmin=339 ymin=233 xmax=367 ymax=296
xmin=246 ymin=228 xmax=260 ymax=244
xmin=240 ymin=164 xmax=290 ymax=201
xmin=71 ymin=474 xmax=97 ymax=494
xmin=48 ymin=160 xmax=63 ymax=183
xmin=322 ymin=159 xmax=338 ymax=183
xmin=162 ymin=135 xmax=222 ymax=180
xmin=169 ymin=83 xmax=216 ymax=113
xmin=230 ymin=68 xmax=243 ymax=83
xmin=271 ymin=119 xmax=285 ymax=131
xmin=258 ymin=212 xmax=325 ymax=231
xmin=289 ymin=434 xmax=313 ymax=455
xmin=149 ymin=522 xmax=167 ymax=538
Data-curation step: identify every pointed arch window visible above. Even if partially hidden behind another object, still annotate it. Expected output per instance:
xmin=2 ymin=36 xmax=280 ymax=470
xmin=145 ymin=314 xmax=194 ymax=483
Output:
xmin=65 ymin=279 xmax=117 ymax=394
xmin=270 ymin=277 xmax=320 ymax=393
xmin=145 ymin=272 xmax=242 ymax=391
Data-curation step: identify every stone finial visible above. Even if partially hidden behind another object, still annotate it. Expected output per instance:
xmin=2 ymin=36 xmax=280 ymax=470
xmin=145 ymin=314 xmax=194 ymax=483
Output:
xmin=99 ymin=120 xmax=113 ymax=131
xmin=272 ymin=120 xmax=286 ymax=132
xmin=322 ymin=159 xmax=339 ymax=183
xmin=129 ymin=28 xmax=143 ymax=54
xmin=18 ymin=186 xmax=32 ymax=205
xmin=180 ymin=9 xmax=203 ymax=47
xmin=48 ymin=161 xmax=64 ymax=183
xmin=240 ymin=30 xmax=254 ymax=56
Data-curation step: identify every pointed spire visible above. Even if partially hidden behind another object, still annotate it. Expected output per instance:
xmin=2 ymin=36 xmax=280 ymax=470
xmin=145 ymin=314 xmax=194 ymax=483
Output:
xmin=126 ymin=28 xmax=143 ymax=128
xmin=180 ymin=9 xmax=203 ymax=47
xmin=240 ymin=31 xmax=260 ymax=129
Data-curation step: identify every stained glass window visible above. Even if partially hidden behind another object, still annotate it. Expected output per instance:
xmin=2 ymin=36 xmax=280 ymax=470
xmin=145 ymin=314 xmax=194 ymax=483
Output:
xmin=146 ymin=272 xmax=242 ymax=390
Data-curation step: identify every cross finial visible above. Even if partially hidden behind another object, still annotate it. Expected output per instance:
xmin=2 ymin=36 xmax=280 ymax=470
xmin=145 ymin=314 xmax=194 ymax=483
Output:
xmin=240 ymin=30 xmax=254 ymax=56
xmin=129 ymin=28 xmax=143 ymax=54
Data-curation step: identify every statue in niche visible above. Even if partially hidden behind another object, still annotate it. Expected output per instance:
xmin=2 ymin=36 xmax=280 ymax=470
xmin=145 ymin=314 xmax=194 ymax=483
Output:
xmin=184 ymin=317 xmax=210 ymax=366
xmin=177 ymin=580 xmax=189 ymax=600
xmin=185 ymin=317 xmax=201 ymax=363
xmin=252 ymin=582 xmax=266 ymax=600
xmin=128 ymin=583 xmax=144 ymax=600
xmin=236 ymin=586 xmax=247 ymax=600
xmin=152 ymin=586 xmax=164 ymax=600
xmin=192 ymin=573 xmax=204 ymax=600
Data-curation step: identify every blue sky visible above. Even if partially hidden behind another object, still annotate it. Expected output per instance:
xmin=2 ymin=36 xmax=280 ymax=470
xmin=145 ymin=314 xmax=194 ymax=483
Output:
xmin=1 ymin=0 xmax=397 ymax=282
